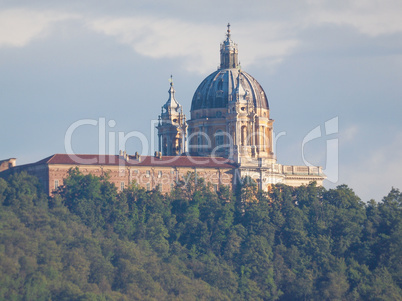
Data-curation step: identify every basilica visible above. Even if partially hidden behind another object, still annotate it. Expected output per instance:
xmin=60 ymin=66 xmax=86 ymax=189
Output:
xmin=0 ymin=25 xmax=325 ymax=195
xmin=156 ymin=24 xmax=325 ymax=190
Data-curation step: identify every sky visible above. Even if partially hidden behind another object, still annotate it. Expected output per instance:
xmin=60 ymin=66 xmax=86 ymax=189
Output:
xmin=1 ymin=0 xmax=401 ymax=202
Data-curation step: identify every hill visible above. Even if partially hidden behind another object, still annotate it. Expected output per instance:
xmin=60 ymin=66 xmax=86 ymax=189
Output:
xmin=0 ymin=170 xmax=401 ymax=300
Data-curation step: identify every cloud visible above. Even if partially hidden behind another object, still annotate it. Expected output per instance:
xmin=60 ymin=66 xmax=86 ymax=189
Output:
xmin=88 ymin=17 xmax=300 ymax=73
xmin=306 ymin=0 xmax=402 ymax=36
xmin=88 ymin=17 xmax=221 ymax=73
xmin=0 ymin=9 xmax=79 ymax=48
xmin=2 ymin=1 xmax=402 ymax=73
xmin=86 ymin=1 xmax=402 ymax=73
xmin=0 ymin=6 xmax=302 ymax=73
xmin=234 ymin=21 xmax=300 ymax=70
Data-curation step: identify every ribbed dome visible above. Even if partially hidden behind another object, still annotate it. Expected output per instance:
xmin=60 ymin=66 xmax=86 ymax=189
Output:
xmin=190 ymin=68 xmax=269 ymax=111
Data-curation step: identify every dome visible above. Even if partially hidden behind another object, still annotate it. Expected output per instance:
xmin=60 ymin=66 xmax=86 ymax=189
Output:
xmin=190 ymin=24 xmax=269 ymax=112
xmin=190 ymin=68 xmax=269 ymax=111
xmin=186 ymin=25 xmax=274 ymax=163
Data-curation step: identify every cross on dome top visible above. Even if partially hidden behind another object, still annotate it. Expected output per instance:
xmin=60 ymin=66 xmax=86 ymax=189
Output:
xmin=226 ymin=23 xmax=231 ymax=40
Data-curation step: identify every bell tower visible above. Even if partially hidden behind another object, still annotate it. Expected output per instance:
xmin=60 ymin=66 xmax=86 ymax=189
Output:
xmin=157 ymin=76 xmax=187 ymax=156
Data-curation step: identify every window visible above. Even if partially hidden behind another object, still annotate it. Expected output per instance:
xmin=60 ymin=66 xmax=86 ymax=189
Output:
xmin=265 ymin=127 xmax=270 ymax=150
xmin=241 ymin=126 xmax=247 ymax=146
xmin=218 ymin=79 xmax=223 ymax=90
xmin=163 ymin=138 xmax=168 ymax=155
xmin=120 ymin=182 xmax=125 ymax=191
xmin=215 ymin=130 xmax=224 ymax=147
xmin=197 ymin=132 xmax=203 ymax=152
xmin=158 ymin=171 xmax=162 ymax=178
xmin=146 ymin=170 xmax=150 ymax=177
xmin=146 ymin=183 xmax=151 ymax=190
xmin=54 ymin=180 xmax=59 ymax=190
xmin=262 ymin=126 xmax=266 ymax=151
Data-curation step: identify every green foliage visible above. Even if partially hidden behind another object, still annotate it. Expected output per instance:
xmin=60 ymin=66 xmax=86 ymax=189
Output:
xmin=0 ymin=171 xmax=401 ymax=300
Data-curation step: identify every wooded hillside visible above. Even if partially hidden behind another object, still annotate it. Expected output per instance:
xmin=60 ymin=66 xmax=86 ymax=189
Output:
xmin=0 ymin=170 xmax=401 ymax=300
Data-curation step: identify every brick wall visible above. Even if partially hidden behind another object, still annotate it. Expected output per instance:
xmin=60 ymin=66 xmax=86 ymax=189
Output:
xmin=48 ymin=164 xmax=234 ymax=195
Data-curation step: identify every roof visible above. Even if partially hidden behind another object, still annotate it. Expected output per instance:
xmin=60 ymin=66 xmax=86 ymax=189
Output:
xmin=163 ymin=79 xmax=181 ymax=112
xmin=38 ymin=154 xmax=237 ymax=169
xmin=190 ymin=69 xmax=269 ymax=111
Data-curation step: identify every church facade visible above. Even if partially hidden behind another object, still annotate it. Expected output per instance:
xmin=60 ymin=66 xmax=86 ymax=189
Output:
xmin=0 ymin=25 xmax=325 ymax=195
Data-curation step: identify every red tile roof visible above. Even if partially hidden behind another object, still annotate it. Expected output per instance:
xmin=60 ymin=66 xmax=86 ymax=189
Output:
xmin=41 ymin=154 xmax=237 ymax=169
